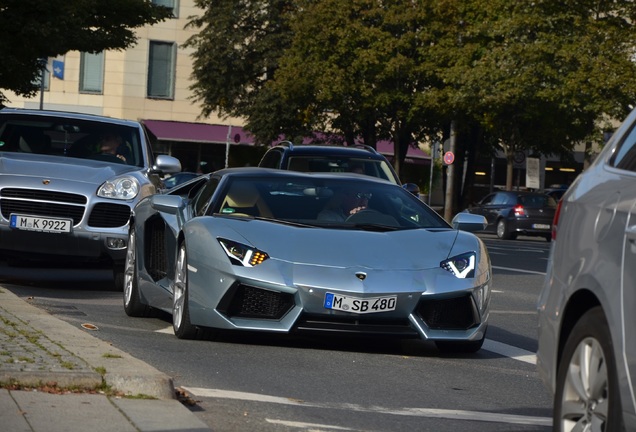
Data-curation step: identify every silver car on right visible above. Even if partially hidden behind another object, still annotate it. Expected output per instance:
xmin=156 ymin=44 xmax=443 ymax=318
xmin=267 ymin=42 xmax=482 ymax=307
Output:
xmin=537 ymin=107 xmax=636 ymax=431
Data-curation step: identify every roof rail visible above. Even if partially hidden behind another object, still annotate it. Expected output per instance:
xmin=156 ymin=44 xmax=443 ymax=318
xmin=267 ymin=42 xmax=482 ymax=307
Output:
xmin=351 ymin=143 xmax=380 ymax=155
xmin=277 ymin=140 xmax=294 ymax=150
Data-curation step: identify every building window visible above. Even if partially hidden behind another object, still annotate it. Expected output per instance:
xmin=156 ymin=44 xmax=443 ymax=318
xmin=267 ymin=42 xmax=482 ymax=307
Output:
xmin=79 ymin=52 xmax=104 ymax=94
xmin=147 ymin=41 xmax=175 ymax=99
xmin=152 ymin=0 xmax=178 ymax=17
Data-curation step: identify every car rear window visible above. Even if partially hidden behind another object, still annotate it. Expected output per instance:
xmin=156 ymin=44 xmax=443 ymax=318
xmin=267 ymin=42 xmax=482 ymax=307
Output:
xmin=519 ymin=194 xmax=556 ymax=208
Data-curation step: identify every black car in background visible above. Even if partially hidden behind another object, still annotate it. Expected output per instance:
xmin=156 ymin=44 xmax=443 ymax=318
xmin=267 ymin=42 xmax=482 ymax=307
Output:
xmin=258 ymin=141 xmax=401 ymax=185
xmin=465 ymin=191 xmax=557 ymax=241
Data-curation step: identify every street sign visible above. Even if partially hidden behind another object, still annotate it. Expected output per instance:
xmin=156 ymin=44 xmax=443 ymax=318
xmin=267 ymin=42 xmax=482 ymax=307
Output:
xmin=443 ymin=151 xmax=455 ymax=165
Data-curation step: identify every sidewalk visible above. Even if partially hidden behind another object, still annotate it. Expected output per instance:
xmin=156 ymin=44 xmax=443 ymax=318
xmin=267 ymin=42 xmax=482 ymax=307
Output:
xmin=0 ymin=287 xmax=211 ymax=432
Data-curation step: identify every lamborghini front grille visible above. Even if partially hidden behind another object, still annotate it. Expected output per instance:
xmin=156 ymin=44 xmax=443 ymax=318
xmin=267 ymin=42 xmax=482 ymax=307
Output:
xmin=222 ymin=284 xmax=294 ymax=320
xmin=416 ymin=294 xmax=479 ymax=330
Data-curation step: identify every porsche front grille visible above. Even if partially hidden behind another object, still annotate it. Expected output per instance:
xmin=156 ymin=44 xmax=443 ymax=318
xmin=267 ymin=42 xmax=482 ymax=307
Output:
xmin=88 ymin=203 xmax=131 ymax=228
xmin=416 ymin=294 xmax=479 ymax=330
xmin=222 ymin=284 xmax=294 ymax=319
xmin=0 ymin=188 xmax=86 ymax=225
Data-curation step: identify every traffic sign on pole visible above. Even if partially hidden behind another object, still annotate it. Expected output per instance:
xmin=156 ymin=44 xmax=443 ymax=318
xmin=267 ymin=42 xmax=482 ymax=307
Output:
xmin=443 ymin=151 xmax=455 ymax=165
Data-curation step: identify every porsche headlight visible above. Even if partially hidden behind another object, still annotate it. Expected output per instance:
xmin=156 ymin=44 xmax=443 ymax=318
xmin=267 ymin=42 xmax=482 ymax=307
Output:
xmin=218 ymin=238 xmax=269 ymax=267
xmin=97 ymin=176 xmax=139 ymax=200
xmin=441 ymin=252 xmax=476 ymax=279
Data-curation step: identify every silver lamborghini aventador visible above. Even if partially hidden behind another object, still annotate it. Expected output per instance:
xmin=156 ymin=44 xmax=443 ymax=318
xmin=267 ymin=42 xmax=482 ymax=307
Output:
xmin=124 ymin=168 xmax=491 ymax=353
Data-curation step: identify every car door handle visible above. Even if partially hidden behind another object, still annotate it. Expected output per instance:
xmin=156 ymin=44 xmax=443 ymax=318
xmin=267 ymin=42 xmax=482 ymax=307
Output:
xmin=626 ymin=224 xmax=636 ymax=242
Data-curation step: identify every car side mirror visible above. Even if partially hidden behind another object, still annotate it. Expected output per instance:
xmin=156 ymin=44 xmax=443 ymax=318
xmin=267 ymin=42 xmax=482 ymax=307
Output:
xmin=152 ymin=154 xmax=182 ymax=175
xmin=451 ymin=213 xmax=487 ymax=232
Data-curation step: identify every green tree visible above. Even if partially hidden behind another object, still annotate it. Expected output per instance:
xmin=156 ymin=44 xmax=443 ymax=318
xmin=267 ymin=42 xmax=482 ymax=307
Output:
xmin=186 ymin=0 xmax=636 ymax=198
xmin=272 ymin=0 xmax=448 ymax=178
xmin=434 ymin=0 xmax=636 ymax=191
xmin=184 ymin=0 xmax=302 ymax=142
xmin=0 ymin=0 xmax=172 ymax=105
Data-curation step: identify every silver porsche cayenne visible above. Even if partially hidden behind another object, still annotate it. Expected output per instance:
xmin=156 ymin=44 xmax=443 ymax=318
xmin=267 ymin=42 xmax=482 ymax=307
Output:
xmin=537 ymin=106 xmax=636 ymax=431
xmin=0 ymin=108 xmax=181 ymax=287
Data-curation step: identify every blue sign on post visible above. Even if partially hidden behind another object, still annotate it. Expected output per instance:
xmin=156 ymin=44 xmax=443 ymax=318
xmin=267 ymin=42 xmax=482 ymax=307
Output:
xmin=52 ymin=60 xmax=64 ymax=80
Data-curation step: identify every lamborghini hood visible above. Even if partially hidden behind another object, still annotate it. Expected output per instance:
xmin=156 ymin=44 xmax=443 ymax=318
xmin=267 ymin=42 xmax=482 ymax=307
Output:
xmin=220 ymin=218 xmax=461 ymax=271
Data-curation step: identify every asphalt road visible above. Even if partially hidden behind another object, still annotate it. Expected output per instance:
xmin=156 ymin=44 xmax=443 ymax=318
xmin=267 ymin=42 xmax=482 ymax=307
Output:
xmin=0 ymin=233 xmax=554 ymax=431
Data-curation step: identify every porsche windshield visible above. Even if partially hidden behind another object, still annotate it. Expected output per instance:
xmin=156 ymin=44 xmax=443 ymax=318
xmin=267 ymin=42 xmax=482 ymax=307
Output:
xmin=215 ymin=176 xmax=450 ymax=230
xmin=0 ymin=114 xmax=144 ymax=167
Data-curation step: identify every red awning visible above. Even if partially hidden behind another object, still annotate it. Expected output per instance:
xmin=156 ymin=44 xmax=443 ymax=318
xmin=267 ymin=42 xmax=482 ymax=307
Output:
xmin=142 ymin=120 xmax=254 ymax=145
xmin=142 ymin=120 xmax=430 ymax=162
xmin=376 ymin=140 xmax=430 ymax=160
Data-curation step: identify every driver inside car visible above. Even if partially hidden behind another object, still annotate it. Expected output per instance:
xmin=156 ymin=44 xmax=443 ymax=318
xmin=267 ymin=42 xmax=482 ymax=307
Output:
xmin=317 ymin=187 xmax=370 ymax=222
xmin=99 ymin=133 xmax=128 ymax=163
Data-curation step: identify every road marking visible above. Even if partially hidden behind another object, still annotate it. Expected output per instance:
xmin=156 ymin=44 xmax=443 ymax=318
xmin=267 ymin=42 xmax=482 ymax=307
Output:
xmin=267 ymin=419 xmax=355 ymax=430
xmin=183 ymin=387 xmax=551 ymax=427
xmin=157 ymin=326 xmax=174 ymax=334
xmin=492 ymin=265 xmax=546 ymax=276
xmin=482 ymin=339 xmax=537 ymax=365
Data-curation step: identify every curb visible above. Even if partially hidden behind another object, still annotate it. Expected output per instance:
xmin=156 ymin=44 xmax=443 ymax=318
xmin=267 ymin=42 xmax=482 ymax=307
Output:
xmin=0 ymin=287 xmax=175 ymax=400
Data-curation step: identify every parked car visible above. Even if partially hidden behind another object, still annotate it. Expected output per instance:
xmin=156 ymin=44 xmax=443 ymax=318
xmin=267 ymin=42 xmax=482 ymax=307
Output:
xmin=465 ymin=190 xmax=557 ymax=240
xmin=537 ymin=107 xmax=636 ymax=430
xmin=0 ymin=108 xmax=181 ymax=287
xmin=124 ymin=168 xmax=491 ymax=352
xmin=258 ymin=141 xmax=401 ymax=185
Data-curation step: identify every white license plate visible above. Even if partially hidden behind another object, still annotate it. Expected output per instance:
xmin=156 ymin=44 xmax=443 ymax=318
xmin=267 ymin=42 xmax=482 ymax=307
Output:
xmin=10 ymin=214 xmax=72 ymax=233
xmin=532 ymin=223 xmax=550 ymax=230
xmin=324 ymin=293 xmax=397 ymax=314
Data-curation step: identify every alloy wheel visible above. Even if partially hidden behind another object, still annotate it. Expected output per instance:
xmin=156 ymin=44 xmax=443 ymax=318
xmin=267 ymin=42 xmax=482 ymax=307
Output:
xmin=173 ymin=244 xmax=187 ymax=331
xmin=123 ymin=230 xmax=136 ymax=307
xmin=559 ymin=336 xmax=609 ymax=431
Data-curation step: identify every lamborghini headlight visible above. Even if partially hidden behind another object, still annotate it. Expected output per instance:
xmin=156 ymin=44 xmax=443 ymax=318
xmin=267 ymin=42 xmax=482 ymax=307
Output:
xmin=218 ymin=238 xmax=269 ymax=267
xmin=97 ymin=176 xmax=139 ymax=200
xmin=441 ymin=252 xmax=476 ymax=279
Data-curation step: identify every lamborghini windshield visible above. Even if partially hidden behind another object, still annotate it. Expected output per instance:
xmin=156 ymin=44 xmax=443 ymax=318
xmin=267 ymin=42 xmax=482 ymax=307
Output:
xmin=213 ymin=175 xmax=449 ymax=230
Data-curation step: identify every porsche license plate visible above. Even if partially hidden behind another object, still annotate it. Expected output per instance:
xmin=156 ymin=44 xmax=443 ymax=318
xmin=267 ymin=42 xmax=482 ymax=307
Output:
xmin=324 ymin=293 xmax=397 ymax=314
xmin=10 ymin=214 xmax=72 ymax=233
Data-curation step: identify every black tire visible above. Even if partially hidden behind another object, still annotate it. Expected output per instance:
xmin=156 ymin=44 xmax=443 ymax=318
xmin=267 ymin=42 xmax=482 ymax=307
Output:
xmin=172 ymin=242 xmax=198 ymax=339
xmin=123 ymin=228 xmax=150 ymax=317
xmin=553 ymin=307 xmax=623 ymax=432
xmin=113 ymin=264 xmax=125 ymax=292
xmin=496 ymin=219 xmax=513 ymax=240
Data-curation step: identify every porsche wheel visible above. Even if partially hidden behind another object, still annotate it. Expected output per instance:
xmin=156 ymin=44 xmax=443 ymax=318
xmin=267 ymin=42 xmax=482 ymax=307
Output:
xmin=553 ymin=307 xmax=623 ymax=432
xmin=123 ymin=228 xmax=149 ymax=317
xmin=173 ymin=242 xmax=197 ymax=339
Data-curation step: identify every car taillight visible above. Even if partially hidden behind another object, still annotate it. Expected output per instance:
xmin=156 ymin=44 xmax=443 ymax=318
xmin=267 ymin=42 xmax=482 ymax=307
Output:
xmin=513 ymin=204 xmax=526 ymax=216
xmin=552 ymin=199 xmax=562 ymax=240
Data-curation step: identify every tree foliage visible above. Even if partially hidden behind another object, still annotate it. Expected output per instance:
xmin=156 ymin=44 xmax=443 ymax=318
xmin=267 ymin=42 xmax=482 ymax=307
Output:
xmin=0 ymin=0 xmax=172 ymax=105
xmin=187 ymin=0 xmax=636 ymax=185
xmin=184 ymin=0 xmax=299 ymax=141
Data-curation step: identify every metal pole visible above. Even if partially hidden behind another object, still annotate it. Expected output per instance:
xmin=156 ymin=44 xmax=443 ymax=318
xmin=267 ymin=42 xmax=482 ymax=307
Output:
xmin=39 ymin=58 xmax=46 ymax=110
xmin=443 ymin=120 xmax=457 ymax=222
xmin=428 ymin=142 xmax=436 ymax=206
xmin=225 ymin=125 xmax=232 ymax=168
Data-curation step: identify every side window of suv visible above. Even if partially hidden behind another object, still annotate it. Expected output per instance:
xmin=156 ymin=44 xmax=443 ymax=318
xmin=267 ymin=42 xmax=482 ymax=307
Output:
xmin=259 ymin=148 xmax=283 ymax=169
xmin=611 ymin=121 xmax=636 ymax=172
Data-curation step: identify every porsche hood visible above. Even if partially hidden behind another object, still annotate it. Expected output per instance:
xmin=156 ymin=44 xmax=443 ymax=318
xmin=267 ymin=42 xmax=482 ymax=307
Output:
xmin=0 ymin=152 xmax=139 ymax=185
